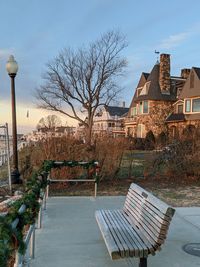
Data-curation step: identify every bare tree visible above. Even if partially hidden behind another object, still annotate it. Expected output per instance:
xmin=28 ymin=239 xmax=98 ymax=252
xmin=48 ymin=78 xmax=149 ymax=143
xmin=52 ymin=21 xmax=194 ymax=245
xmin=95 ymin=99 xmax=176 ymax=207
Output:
xmin=36 ymin=30 xmax=127 ymax=146
xmin=36 ymin=115 xmax=62 ymax=130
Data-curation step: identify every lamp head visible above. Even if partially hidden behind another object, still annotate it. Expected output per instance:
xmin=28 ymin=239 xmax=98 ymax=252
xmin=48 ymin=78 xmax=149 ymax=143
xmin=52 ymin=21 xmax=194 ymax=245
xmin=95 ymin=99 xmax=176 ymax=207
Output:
xmin=6 ymin=55 xmax=18 ymax=76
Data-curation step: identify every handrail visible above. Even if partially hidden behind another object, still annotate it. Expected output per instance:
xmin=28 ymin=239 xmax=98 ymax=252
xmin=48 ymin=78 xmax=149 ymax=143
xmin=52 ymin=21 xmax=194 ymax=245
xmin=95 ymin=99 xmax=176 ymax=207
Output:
xmin=12 ymin=189 xmax=47 ymax=267
xmin=46 ymin=160 xmax=99 ymax=198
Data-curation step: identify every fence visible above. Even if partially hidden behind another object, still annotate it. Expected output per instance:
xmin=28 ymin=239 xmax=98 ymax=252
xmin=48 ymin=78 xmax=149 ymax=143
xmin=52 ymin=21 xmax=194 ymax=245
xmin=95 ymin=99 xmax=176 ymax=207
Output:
xmin=0 ymin=123 xmax=12 ymax=192
xmin=12 ymin=189 xmax=47 ymax=267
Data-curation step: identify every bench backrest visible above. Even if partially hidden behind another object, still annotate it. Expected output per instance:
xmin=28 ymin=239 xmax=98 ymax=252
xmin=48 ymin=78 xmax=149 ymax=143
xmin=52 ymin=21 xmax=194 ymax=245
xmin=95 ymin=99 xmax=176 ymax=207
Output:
xmin=123 ymin=183 xmax=175 ymax=247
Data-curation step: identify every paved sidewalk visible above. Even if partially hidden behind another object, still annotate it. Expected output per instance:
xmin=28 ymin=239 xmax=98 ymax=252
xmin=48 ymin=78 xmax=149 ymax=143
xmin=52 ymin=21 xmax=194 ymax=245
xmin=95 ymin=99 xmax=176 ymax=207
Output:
xmin=31 ymin=197 xmax=200 ymax=267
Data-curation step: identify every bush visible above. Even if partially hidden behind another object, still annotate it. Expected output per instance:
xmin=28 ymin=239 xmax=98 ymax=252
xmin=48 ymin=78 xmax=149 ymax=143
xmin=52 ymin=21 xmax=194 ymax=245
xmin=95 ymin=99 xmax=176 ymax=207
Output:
xmin=156 ymin=131 xmax=167 ymax=148
xmin=19 ymin=136 xmax=128 ymax=181
xmin=144 ymin=131 xmax=155 ymax=150
xmin=151 ymin=128 xmax=200 ymax=179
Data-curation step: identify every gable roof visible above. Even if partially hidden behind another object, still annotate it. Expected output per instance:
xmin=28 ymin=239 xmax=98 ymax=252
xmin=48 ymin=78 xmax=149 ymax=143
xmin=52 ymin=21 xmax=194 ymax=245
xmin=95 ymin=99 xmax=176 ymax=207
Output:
xmin=127 ymin=72 xmax=149 ymax=116
xmin=105 ymin=105 xmax=129 ymax=117
xmin=137 ymin=72 xmax=149 ymax=88
xmin=179 ymin=67 xmax=200 ymax=99
xmin=136 ymin=63 xmax=177 ymax=102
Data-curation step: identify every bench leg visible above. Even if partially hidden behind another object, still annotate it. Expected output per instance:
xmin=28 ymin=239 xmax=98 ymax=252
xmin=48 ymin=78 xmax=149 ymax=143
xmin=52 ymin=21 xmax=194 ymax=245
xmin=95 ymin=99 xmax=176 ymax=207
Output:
xmin=139 ymin=258 xmax=147 ymax=267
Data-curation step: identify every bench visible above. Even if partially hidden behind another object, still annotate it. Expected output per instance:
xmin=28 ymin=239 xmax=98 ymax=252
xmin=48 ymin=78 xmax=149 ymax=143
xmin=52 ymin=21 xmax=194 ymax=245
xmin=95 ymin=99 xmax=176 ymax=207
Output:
xmin=95 ymin=183 xmax=175 ymax=267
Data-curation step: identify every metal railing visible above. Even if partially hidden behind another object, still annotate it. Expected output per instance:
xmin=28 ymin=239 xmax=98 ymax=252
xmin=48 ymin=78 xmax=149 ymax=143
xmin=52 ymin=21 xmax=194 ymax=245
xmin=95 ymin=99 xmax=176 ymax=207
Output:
xmin=47 ymin=161 xmax=99 ymax=198
xmin=12 ymin=189 xmax=47 ymax=267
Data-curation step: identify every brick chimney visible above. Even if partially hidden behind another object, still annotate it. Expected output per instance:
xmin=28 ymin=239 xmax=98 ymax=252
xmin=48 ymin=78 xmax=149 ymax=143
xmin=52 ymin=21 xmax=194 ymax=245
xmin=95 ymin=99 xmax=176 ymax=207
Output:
xmin=159 ymin=53 xmax=171 ymax=93
xmin=181 ymin=68 xmax=190 ymax=79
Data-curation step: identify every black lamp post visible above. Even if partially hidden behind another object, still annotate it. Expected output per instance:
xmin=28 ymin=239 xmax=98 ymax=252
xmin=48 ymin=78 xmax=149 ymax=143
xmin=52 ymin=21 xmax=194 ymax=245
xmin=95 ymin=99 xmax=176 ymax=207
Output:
xmin=6 ymin=55 xmax=21 ymax=184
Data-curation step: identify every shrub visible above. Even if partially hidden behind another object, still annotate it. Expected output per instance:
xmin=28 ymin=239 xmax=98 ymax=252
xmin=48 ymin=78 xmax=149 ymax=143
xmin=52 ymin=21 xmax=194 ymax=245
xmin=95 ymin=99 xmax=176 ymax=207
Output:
xmin=19 ymin=136 xmax=128 ymax=181
xmin=156 ymin=131 xmax=167 ymax=148
xmin=151 ymin=128 xmax=200 ymax=179
xmin=144 ymin=131 xmax=155 ymax=150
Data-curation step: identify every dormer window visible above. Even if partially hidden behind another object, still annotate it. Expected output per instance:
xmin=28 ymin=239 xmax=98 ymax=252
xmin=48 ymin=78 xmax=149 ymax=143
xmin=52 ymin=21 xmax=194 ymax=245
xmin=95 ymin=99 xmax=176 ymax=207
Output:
xmin=137 ymin=87 xmax=142 ymax=96
xmin=177 ymin=104 xmax=183 ymax=114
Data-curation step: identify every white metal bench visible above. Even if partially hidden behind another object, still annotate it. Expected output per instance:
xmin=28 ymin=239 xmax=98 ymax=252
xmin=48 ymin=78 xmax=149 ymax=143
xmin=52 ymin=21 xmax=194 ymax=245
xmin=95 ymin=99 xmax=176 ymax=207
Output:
xmin=95 ymin=183 xmax=175 ymax=267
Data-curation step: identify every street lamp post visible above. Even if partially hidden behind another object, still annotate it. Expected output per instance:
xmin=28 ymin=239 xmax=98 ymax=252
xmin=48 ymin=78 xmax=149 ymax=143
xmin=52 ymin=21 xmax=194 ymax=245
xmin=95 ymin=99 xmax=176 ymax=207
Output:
xmin=6 ymin=55 xmax=21 ymax=184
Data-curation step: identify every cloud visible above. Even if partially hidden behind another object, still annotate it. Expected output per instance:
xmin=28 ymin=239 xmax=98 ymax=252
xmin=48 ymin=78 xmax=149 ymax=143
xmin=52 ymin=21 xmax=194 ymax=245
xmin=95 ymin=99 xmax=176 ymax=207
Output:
xmin=158 ymin=32 xmax=190 ymax=50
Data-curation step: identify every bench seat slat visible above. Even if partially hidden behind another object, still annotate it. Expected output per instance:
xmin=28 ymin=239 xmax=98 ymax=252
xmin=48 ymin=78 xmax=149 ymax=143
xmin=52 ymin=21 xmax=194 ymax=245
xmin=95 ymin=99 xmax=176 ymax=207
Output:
xmin=100 ymin=210 xmax=126 ymax=258
xmin=101 ymin=210 xmax=130 ymax=257
xmin=106 ymin=210 xmax=147 ymax=258
xmin=115 ymin=210 xmax=157 ymax=256
xmin=112 ymin=210 xmax=152 ymax=257
xmin=104 ymin=210 xmax=136 ymax=257
xmin=95 ymin=210 xmax=123 ymax=259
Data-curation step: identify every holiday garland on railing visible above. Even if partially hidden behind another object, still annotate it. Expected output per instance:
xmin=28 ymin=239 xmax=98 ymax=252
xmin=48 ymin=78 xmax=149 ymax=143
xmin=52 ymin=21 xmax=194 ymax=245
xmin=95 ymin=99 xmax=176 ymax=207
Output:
xmin=0 ymin=163 xmax=49 ymax=267
xmin=0 ymin=160 xmax=99 ymax=267
xmin=43 ymin=159 xmax=100 ymax=183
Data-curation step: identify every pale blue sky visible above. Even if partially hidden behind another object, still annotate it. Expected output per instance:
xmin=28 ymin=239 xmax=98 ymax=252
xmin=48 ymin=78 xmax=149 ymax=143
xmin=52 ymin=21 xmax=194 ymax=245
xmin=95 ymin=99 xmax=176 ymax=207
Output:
xmin=0 ymin=0 xmax=200 ymax=132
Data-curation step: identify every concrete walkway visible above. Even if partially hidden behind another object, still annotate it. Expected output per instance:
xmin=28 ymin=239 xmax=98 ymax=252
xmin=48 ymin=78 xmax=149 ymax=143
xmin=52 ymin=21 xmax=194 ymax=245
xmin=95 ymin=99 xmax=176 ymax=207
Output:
xmin=31 ymin=197 xmax=200 ymax=267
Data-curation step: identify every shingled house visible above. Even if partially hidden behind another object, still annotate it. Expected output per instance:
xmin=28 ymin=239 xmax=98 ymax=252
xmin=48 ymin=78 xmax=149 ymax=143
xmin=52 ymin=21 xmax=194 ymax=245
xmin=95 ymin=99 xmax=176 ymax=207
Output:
xmin=93 ymin=104 xmax=129 ymax=137
xmin=125 ymin=54 xmax=186 ymax=138
xmin=166 ymin=67 xmax=200 ymax=138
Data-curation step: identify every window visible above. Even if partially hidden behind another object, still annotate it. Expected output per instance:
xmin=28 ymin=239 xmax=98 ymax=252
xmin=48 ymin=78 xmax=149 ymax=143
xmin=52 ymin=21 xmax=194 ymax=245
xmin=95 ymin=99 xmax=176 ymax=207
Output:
xmin=185 ymin=99 xmax=191 ymax=112
xmin=139 ymin=102 xmax=143 ymax=114
xmin=137 ymin=124 xmax=146 ymax=138
xmin=192 ymin=98 xmax=200 ymax=112
xmin=177 ymin=104 xmax=183 ymax=113
xmin=143 ymin=101 xmax=148 ymax=113
xmin=137 ymin=88 xmax=142 ymax=96
xmin=131 ymin=107 xmax=137 ymax=116
xmin=108 ymin=123 xmax=112 ymax=127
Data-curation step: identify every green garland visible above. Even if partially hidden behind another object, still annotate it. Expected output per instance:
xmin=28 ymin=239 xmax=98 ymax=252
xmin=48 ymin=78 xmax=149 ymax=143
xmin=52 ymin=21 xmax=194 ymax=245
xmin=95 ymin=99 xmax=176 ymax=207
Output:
xmin=0 ymin=160 xmax=99 ymax=266
xmin=43 ymin=159 xmax=98 ymax=169
xmin=0 ymin=167 xmax=48 ymax=267
xmin=43 ymin=160 xmax=100 ymax=183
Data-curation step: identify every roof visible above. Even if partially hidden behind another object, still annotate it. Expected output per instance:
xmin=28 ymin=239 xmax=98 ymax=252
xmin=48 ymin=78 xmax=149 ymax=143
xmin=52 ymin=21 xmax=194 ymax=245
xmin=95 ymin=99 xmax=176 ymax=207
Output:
xmin=166 ymin=113 xmax=185 ymax=122
xmin=136 ymin=63 xmax=177 ymax=102
xmin=127 ymin=73 xmax=149 ymax=116
xmin=179 ymin=67 xmax=200 ymax=99
xmin=105 ymin=105 xmax=129 ymax=117
xmin=193 ymin=67 xmax=200 ymax=79
xmin=166 ymin=112 xmax=200 ymax=122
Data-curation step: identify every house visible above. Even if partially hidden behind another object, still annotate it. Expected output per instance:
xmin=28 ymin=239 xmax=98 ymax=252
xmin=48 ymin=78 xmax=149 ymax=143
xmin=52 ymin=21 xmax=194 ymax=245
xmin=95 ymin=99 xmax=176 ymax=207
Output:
xmin=24 ymin=126 xmax=76 ymax=143
xmin=125 ymin=54 xmax=186 ymax=138
xmin=166 ymin=67 xmax=200 ymax=138
xmin=93 ymin=104 xmax=129 ymax=137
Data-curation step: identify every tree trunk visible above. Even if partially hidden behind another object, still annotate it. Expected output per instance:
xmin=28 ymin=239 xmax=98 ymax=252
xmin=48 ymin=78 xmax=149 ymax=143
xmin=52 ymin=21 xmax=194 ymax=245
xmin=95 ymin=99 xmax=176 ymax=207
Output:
xmin=85 ymin=124 xmax=92 ymax=148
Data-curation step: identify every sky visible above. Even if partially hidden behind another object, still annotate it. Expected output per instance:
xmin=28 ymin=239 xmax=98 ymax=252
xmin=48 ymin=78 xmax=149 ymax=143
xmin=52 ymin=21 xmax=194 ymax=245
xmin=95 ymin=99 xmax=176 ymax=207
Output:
xmin=0 ymin=0 xmax=200 ymax=134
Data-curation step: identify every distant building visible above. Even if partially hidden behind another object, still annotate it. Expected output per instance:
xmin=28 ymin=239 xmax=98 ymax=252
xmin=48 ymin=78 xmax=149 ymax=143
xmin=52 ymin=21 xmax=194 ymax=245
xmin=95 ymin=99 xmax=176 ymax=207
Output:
xmin=93 ymin=104 xmax=129 ymax=137
xmin=24 ymin=126 xmax=76 ymax=143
